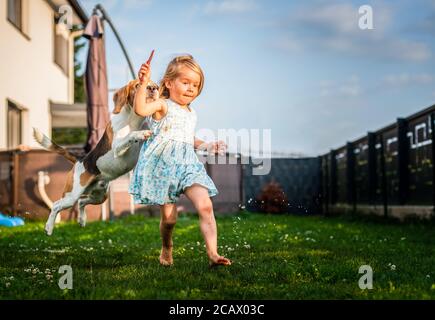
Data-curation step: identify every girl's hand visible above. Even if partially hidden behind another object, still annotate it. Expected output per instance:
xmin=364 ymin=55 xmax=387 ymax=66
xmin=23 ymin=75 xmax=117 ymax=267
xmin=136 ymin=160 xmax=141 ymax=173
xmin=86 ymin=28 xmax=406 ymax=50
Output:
xmin=138 ymin=62 xmax=151 ymax=85
xmin=209 ymin=141 xmax=227 ymax=155
xmin=138 ymin=49 xmax=155 ymax=84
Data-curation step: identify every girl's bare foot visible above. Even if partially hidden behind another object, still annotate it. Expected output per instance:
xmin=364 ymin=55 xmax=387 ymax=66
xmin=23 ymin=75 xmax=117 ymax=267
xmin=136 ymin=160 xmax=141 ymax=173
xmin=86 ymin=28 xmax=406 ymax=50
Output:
xmin=159 ymin=247 xmax=173 ymax=266
xmin=209 ymin=255 xmax=232 ymax=267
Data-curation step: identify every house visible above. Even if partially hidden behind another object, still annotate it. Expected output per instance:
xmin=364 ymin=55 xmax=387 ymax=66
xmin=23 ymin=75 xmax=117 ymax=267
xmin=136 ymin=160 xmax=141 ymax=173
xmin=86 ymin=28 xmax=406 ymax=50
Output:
xmin=0 ymin=0 xmax=88 ymax=150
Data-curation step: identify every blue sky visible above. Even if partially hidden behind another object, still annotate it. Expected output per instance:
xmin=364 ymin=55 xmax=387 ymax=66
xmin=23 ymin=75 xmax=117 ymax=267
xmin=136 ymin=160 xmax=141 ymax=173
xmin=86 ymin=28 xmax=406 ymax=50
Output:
xmin=77 ymin=0 xmax=435 ymax=156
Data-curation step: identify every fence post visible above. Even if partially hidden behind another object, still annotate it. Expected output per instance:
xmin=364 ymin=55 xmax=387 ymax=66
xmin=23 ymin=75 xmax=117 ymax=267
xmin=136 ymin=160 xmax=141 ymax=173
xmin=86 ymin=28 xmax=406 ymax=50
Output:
xmin=431 ymin=113 xmax=435 ymax=215
xmin=317 ymin=156 xmax=324 ymax=215
xmin=238 ymin=153 xmax=244 ymax=209
xmin=346 ymin=142 xmax=356 ymax=214
xmin=12 ymin=151 xmax=19 ymax=216
xmin=379 ymin=134 xmax=388 ymax=217
xmin=367 ymin=132 xmax=377 ymax=205
xmin=322 ymin=155 xmax=329 ymax=216
xmin=329 ymin=149 xmax=337 ymax=207
xmin=397 ymin=118 xmax=409 ymax=206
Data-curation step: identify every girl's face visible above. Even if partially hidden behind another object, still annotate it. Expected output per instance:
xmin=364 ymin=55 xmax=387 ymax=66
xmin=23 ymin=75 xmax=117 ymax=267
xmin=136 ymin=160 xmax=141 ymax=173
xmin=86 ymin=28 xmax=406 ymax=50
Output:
xmin=165 ymin=65 xmax=201 ymax=107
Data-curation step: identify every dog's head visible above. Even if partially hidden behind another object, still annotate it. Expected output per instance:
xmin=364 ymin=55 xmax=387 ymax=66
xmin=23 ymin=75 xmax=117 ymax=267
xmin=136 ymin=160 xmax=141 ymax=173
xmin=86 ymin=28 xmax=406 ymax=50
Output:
xmin=112 ymin=79 xmax=159 ymax=114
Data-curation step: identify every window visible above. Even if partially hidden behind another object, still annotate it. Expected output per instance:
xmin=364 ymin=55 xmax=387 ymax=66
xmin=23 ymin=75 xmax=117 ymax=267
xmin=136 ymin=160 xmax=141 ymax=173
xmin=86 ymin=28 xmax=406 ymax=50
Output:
xmin=54 ymin=20 xmax=69 ymax=75
xmin=7 ymin=101 xmax=22 ymax=149
xmin=7 ymin=0 xmax=29 ymax=39
xmin=7 ymin=0 xmax=22 ymax=30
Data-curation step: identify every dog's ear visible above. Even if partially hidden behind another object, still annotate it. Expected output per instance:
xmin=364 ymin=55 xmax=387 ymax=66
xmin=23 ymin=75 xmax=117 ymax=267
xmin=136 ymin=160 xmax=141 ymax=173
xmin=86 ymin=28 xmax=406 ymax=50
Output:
xmin=112 ymin=85 xmax=129 ymax=114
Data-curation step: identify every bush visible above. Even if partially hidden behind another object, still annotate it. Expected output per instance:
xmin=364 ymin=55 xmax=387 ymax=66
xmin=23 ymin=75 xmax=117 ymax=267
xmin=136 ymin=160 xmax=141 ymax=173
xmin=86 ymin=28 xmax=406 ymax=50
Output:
xmin=256 ymin=181 xmax=289 ymax=213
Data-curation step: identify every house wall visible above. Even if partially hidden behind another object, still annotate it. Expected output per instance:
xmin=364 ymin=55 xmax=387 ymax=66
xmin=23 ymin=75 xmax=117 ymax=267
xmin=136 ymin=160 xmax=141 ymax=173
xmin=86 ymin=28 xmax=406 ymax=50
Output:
xmin=0 ymin=0 xmax=76 ymax=150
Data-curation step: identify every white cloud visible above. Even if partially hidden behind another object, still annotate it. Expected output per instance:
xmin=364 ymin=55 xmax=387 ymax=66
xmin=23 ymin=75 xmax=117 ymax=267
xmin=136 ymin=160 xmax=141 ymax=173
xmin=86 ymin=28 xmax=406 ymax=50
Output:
xmin=124 ymin=0 xmax=153 ymax=8
xmin=294 ymin=3 xmax=359 ymax=34
xmin=291 ymin=3 xmax=391 ymax=36
xmin=204 ymin=0 xmax=258 ymax=14
xmin=383 ymin=73 xmax=433 ymax=87
xmin=277 ymin=3 xmax=432 ymax=62
xmin=320 ymin=75 xmax=362 ymax=98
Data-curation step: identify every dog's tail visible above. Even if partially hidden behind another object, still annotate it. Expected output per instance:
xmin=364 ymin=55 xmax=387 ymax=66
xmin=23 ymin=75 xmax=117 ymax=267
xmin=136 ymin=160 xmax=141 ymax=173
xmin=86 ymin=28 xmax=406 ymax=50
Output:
xmin=33 ymin=128 xmax=77 ymax=164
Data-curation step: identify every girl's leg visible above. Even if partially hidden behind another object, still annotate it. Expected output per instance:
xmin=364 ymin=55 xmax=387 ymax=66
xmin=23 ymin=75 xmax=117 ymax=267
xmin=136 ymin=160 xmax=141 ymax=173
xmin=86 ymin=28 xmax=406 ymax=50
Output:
xmin=184 ymin=184 xmax=231 ymax=266
xmin=159 ymin=203 xmax=178 ymax=266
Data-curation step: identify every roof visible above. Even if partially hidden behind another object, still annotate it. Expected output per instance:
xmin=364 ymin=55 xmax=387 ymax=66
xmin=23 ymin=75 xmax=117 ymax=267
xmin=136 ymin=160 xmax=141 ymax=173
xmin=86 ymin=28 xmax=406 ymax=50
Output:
xmin=67 ymin=0 xmax=89 ymax=24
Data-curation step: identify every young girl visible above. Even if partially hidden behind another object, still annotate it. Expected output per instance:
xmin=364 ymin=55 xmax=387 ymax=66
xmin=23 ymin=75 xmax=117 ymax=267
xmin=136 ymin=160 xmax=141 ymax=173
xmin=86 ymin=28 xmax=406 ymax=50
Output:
xmin=129 ymin=54 xmax=231 ymax=267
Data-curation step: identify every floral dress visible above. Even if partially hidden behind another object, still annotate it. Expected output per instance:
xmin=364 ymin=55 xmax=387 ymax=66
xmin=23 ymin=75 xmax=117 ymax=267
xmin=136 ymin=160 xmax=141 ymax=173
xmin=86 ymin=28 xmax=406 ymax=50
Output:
xmin=129 ymin=98 xmax=218 ymax=204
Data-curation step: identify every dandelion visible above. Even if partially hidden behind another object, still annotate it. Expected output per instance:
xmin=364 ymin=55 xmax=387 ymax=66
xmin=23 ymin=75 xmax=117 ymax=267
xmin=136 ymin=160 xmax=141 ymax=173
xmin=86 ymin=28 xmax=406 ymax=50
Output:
xmin=196 ymin=241 xmax=200 ymax=246
xmin=330 ymin=236 xmax=334 ymax=239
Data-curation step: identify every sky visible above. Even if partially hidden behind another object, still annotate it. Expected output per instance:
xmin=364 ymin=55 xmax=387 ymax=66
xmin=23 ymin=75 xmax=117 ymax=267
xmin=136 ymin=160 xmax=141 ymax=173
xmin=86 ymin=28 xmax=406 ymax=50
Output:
xmin=77 ymin=0 xmax=435 ymax=157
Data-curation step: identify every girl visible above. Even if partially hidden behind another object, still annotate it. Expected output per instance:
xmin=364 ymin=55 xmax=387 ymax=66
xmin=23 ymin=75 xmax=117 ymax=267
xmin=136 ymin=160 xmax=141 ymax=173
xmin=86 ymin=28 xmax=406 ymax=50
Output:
xmin=129 ymin=54 xmax=231 ymax=267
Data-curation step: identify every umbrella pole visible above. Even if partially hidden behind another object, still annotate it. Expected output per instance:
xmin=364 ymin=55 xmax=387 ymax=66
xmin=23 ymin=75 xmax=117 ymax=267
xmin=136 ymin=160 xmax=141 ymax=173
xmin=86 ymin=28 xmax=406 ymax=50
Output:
xmin=93 ymin=4 xmax=136 ymax=80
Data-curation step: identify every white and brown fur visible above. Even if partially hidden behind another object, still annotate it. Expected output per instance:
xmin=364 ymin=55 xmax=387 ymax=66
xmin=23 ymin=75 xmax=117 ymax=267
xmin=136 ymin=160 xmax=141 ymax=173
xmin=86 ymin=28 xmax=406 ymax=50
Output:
xmin=33 ymin=80 xmax=158 ymax=235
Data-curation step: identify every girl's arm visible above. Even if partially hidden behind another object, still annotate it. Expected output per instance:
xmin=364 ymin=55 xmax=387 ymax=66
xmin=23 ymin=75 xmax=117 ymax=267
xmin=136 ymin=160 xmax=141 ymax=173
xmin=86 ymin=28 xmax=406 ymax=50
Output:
xmin=133 ymin=86 xmax=164 ymax=117
xmin=134 ymin=55 xmax=163 ymax=117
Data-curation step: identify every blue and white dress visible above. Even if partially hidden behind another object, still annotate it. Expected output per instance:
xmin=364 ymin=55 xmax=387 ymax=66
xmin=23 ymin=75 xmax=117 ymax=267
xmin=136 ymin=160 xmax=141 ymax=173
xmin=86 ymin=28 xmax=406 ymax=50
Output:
xmin=129 ymin=99 xmax=218 ymax=204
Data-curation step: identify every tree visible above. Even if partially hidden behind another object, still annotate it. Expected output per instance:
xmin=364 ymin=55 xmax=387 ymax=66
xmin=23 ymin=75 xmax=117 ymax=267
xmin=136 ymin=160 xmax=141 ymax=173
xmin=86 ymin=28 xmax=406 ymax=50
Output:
xmin=52 ymin=25 xmax=87 ymax=145
xmin=73 ymin=25 xmax=86 ymax=103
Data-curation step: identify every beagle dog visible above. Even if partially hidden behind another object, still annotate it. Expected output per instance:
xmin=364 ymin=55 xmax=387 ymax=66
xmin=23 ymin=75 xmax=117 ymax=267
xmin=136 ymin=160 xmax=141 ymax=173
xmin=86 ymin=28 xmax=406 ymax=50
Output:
xmin=33 ymin=79 xmax=158 ymax=235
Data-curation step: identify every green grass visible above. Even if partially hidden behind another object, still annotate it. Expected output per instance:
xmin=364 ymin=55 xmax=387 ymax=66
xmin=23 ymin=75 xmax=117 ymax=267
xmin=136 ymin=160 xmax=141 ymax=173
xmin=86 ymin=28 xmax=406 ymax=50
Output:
xmin=0 ymin=212 xmax=434 ymax=299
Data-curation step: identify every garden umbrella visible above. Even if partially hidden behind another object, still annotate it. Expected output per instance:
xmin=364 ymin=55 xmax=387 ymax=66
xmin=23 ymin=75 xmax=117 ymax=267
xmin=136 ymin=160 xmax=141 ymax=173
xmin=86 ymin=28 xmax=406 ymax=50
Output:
xmin=83 ymin=14 xmax=109 ymax=153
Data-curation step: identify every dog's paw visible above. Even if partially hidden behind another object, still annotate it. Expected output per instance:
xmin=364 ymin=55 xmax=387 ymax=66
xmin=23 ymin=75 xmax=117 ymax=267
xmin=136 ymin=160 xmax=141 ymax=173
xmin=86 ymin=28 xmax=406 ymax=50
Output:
xmin=114 ymin=146 xmax=128 ymax=158
xmin=78 ymin=219 xmax=86 ymax=228
xmin=45 ymin=223 xmax=54 ymax=236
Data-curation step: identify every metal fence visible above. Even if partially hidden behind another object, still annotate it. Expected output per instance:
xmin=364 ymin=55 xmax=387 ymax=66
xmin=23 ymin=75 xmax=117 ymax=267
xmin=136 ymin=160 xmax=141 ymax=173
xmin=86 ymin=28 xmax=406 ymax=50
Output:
xmin=321 ymin=103 xmax=435 ymax=220
xmin=243 ymin=157 xmax=322 ymax=215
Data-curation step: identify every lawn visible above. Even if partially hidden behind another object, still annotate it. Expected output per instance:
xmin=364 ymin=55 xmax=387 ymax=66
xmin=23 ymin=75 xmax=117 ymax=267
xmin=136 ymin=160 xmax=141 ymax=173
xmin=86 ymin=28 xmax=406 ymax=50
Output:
xmin=0 ymin=212 xmax=434 ymax=299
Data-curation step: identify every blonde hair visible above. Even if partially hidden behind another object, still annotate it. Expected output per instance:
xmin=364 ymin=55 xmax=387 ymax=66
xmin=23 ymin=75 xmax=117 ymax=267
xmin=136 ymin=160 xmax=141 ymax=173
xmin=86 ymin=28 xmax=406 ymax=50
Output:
xmin=159 ymin=55 xmax=204 ymax=100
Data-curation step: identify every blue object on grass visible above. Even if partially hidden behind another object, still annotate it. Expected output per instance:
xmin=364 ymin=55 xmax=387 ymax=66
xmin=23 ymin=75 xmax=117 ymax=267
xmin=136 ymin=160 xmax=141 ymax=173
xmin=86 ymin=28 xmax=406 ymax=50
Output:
xmin=0 ymin=213 xmax=25 ymax=227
